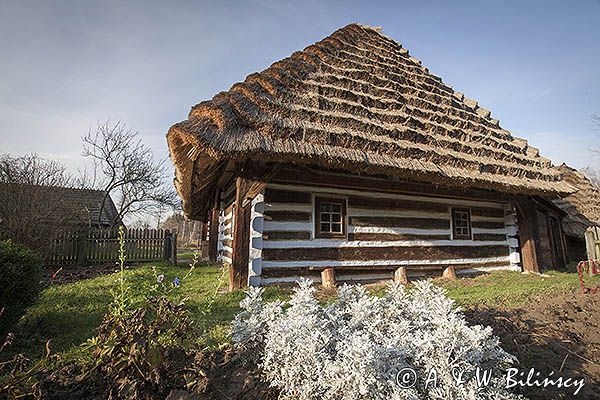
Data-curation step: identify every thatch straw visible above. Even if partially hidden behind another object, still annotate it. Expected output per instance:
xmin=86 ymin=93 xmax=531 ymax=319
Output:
xmin=552 ymin=164 xmax=600 ymax=238
xmin=166 ymin=23 xmax=572 ymax=219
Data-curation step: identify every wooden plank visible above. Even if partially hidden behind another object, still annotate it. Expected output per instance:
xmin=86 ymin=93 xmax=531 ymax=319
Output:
xmin=263 ymin=231 xmax=312 ymax=240
xmin=264 ymin=188 xmax=312 ymax=204
xmin=516 ymin=197 xmax=540 ymax=273
xmin=172 ymin=232 xmax=178 ymax=266
xmin=470 ymin=207 xmax=505 ymax=218
xmin=349 ymin=216 xmax=450 ymax=229
xmin=348 ymin=232 xmax=450 ymax=241
xmin=230 ymin=176 xmax=252 ymax=290
xmin=472 ymin=233 xmax=507 ymax=242
xmin=472 ymin=220 xmax=505 ymax=230
xmin=348 ymin=195 xmax=449 ymax=213
xmin=263 ymin=210 xmax=311 ymax=222
xmin=208 ymin=190 xmax=221 ymax=262
xmin=262 ymin=245 xmax=509 ymax=262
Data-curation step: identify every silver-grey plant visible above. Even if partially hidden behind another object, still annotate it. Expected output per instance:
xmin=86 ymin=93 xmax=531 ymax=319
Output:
xmin=232 ymin=279 xmax=526 ymax=400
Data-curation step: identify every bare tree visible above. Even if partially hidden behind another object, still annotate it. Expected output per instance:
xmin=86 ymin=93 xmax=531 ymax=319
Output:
xmin=0 ymin=154 xmax=76 ymax=250
xmin=82 ymin=120 xmax=178 ymax=227
xmin=581 ymin=166 xmax=600 ymax=187
xmin=584 ymin=115 xmax=600 ymax=186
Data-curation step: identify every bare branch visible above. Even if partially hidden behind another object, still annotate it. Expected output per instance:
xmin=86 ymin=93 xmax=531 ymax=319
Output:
xmin=82 ymin=120 xmax=179 ymax=227
xmin=0 ymin=154 xmax=79 ymax=251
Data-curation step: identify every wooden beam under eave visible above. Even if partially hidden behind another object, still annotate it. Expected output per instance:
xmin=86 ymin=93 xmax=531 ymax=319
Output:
xmin=516 ymin=197 xmax=541 ymax=273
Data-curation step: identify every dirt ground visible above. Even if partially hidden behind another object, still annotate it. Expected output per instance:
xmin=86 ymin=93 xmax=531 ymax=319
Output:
xmin=465 ymin=291 xmax=600 ymax=400
xmin=42 ymin=263 xmax=131 ymax=285
xmin=198 ymin=292 xmax=600 ymax=400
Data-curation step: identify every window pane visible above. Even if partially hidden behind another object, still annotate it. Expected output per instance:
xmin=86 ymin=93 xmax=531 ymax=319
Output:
xmin=316 ymin=197 xmax=346 ymax=237
xmin=452 ymin=209 xmax=471 ymax=238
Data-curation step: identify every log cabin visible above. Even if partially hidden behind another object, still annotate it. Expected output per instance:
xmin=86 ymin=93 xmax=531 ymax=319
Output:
xmin=166 ymin=23 xmax=574 ymax=289
xmin=552 ymin=164 xmax=600 ymax=261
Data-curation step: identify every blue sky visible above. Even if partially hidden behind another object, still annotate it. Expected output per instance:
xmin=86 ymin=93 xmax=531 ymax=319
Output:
xmin=1 ymin=0 xmax=600 ymax=174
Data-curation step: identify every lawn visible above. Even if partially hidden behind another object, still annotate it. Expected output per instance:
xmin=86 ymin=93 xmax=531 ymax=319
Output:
xmin=5 ymin=262 xmax=596 ymax=365
xmin=436 ymin=268 xmax=590 ymax=307
xmin=6 ymin=261 xmax=290 ymax=363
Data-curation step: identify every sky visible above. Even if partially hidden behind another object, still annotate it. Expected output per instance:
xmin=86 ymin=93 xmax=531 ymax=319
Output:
xmin=1 ymin=0 xmax=600 ymax=178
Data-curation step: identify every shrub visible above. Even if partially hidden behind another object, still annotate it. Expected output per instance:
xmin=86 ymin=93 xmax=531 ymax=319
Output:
xmin=77 ymin=230 xmax=208 ymax=399
xmin=83 ymin=294 xmax=205 ymax=398
xmin=0 ymin=240 xmax=43 ymax=333
xmin=233 ymin=279 xmax=526 ymax=400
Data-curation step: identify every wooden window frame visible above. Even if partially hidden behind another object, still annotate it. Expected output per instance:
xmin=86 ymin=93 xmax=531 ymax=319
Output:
xmin=451 ymin=207 xmax=472 ymax=240
xmin=314 ymin=196 xmax=347 ymax=239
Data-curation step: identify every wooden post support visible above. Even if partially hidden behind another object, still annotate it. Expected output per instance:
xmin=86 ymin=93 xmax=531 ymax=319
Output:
xmin=516 ymin=197 xmax=541 ymax=274
xmin=171 ymin=232 xmax=178 ymax=266
xmin=321 ymin=268 xmax=336 ymax=288
xmin=393 ymin=267 xmax=409 ymax=285
xmin=200 ymin=221 xmax=208 ymax=259
xmin=208 ymin=189 xmax=220 ymax=263
xmin=442 ymin=265 xmax=457 ymax=280
xmin=230 ymin=177 xmax=252 ymax=291
xmin=76 ymin=229 xmax=88 ymax=266
xmin=163 ymin=230 xmax=171 ymax=261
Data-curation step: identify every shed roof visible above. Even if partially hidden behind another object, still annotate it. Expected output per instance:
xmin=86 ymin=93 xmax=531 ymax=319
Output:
xmin=2 ymin=184 xmax=121 ymax=228
xmin=167 ymin=23 xmax=571 ymax=219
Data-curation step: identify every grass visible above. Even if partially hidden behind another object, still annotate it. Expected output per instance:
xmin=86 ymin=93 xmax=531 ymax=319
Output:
xmin=5 ymin=261 xmax=597 ymax=365
xmin=436 ymin=269 xmax=593 ymax=307
xmin=176 ymin=251 xmax=198 ymax=260
xmin=6 ymin=261 xmax=289 ymax=363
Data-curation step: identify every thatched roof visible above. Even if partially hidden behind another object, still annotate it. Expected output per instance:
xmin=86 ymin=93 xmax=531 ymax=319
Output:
xmin=167 ymin=23 xmax=571 ymax=219
xmin=552 ymin=165 xmax=600 ymax=238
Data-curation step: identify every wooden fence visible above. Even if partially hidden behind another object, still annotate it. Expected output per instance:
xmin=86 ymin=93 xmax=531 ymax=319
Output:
xmin=49 ymin=228 xmax=177 ymax=266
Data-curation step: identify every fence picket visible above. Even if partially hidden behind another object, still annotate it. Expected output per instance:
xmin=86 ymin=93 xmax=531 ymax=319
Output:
xmin=48 ymin=227 xmax=176 ymax=266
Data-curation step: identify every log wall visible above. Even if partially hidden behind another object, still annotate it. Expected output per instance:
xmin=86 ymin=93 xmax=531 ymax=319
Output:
xmin=246 ymin=171 xmax=521 ymax=285
xmin=217 ymin=180 xmax=236 ymax=265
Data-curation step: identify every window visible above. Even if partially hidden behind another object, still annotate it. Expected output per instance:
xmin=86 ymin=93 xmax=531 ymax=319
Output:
xmin=452 ymin=208 xmax=472 ymax=240
xmin=315 ymin=197 xmax=347 ymax=238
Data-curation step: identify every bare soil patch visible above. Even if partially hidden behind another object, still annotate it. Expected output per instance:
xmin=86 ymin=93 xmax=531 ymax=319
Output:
xmin=43 ymin=263 xmax=127 ymax=285
xmin=465 ymin=291 xmax=600 ymax=399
